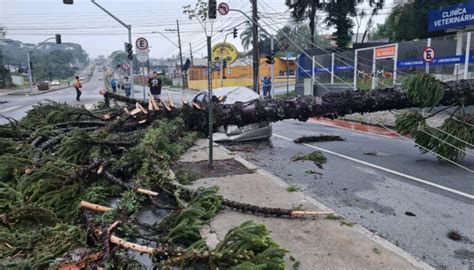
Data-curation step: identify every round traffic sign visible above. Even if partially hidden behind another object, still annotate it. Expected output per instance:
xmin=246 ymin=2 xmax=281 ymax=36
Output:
xmin=122 ymin=63 xmax=130 ymax=70
xmin=136 ymin=37 xmax=149 ymax=50
xmin=423 ymin=47 xmax=435 ymax=63
xmin=218 ymin=2 xmax=229 ymax=16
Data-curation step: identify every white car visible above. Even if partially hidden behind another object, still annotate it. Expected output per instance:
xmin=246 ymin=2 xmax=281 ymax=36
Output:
xmin=51 ymin=81 xmax=60 ymax=86
xmin=192 ymin=86 xmax=272 ymax=142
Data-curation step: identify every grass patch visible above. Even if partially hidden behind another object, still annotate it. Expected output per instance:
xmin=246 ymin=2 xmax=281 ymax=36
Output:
xmin=275 ymin=91 xmax=296 ymax=99
xmin=175 ymin=169 xmax=201 ymax=185
xmin=292 ymin=151 xmax=327 ymax=169
xmin=372 ymin=248 xmax=381 ymax=255
xmin=287 ymin=185 xmax=299 ymax=192
xmin=326 ymin=214 xmax=354 ymax=227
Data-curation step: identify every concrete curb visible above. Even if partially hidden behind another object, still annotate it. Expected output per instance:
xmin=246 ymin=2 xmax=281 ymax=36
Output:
xmin=5 ymin=85 xmax=72 ymax=96
xmin=217 ymin=143 xmax=434 ymax=270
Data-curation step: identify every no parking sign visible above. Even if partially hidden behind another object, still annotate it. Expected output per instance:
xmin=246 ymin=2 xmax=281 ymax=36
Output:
xmin=423 ymin=47 xmax=435 ymax=63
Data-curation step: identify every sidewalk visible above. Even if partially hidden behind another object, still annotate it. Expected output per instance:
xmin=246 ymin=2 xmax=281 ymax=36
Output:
xmin=0 ymin=84 xmax=70 ymax=97
xmin=178 ymin=139 xmax=433 ymax=270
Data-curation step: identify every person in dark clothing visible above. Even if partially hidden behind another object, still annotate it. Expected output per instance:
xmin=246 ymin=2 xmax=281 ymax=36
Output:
xmin=148 ymin=71 xmax=162 ymax=100
xmin=123 ymin=76 xmax=132 ymax=98
xmin=111 ymin=78 xmax=118 ymax=93
xmin=74 ymin=76 xmax=82 ymax=101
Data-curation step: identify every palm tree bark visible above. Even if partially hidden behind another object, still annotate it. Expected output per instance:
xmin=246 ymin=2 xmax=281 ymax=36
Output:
xmin=103 ymin=82 xmax=474 ymax=133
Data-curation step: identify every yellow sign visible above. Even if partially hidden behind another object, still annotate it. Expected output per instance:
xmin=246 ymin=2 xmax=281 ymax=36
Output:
xmin=211 ymin=42 xmax=238 ymax=65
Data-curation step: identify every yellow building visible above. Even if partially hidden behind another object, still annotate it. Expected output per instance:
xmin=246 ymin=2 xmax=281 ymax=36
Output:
xmin=188 ymin=57 xmax=297 ymax=90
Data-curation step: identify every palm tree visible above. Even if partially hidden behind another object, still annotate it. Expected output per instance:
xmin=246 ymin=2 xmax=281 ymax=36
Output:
xmin=240 ymin=21 xmax=269 ymax=52
xmin=285 ymin=0 xmax=322 ymax=47
xmin=286 ymin=1 xmax=384 ymax=48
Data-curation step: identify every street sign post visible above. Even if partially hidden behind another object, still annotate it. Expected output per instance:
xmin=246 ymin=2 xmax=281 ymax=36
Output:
xmin=136 ymin=37 xmax=149 ymax=101
xmin=423 ymin=47 xmax=435 ymax=63
xmin=218 ymin=2 xmax=229 ymax=16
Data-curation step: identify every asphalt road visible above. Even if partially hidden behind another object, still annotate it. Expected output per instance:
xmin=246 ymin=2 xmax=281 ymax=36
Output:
xmin=226 ymin=120 xmax=474 ymax=270
xmin=0 ymin=69 xmax=198 ymax=124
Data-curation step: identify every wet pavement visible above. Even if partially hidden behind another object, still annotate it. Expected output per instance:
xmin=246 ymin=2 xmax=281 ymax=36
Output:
xmin=224 ymin=120 xmax=474 ymax=270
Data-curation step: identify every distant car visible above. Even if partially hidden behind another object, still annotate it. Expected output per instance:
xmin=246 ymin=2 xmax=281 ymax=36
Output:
xmin=51 ymin=81 xmax=60 ymax=86
xmin=37 ymin=81 xmax=49 ymax=91
xmin=99 ymin=78 xmax=103 ymax=81
xmin=192 ymin=86 xmax=272 ymax=142
xmin=79 ymin=77 xmax=85 ymax=82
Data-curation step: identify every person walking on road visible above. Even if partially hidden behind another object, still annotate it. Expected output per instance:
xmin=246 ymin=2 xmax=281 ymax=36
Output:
xmin=74 ymin=76 xmax=82 ymax=101
xmin=111 ymin=78 xmax=118 ymax=93
xmin=148 ymin=71 xmax=162 ymax=101
xmin=262 ymin=76 xmax=271 ymax=97
xmin=123 ymin=76 xmax=132 ymax=98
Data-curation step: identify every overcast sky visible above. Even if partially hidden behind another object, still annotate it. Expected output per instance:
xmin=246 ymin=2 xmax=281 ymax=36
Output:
xmin=1 ymin=0 xmax=395 ymax=59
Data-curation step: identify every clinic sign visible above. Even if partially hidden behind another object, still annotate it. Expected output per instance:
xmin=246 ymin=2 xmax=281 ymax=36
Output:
xmin=428 ymin=1 xmax=474 ymax=32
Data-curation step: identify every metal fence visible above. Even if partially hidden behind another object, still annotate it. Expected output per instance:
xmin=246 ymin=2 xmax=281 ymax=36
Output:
xmin=297 ymin=31 xmax=474 ymax=95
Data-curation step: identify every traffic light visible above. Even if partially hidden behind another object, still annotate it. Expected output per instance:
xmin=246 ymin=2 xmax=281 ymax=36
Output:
xmin=63 ymin=0 xmax=73 ymax=4
xmin=183 ymin=59 xmax=191 ymax=71
xmin=222 ymin=59 xmax=227 ymax=69
xmin=233 ymin=28 xmax=238 ymax=39
xmin=208 ymin=0 xmax=217 ymax=19
xmin=125 ymin=43 xmax=133 ymax=60
xmin=266 ymin=54 xmax=274 ymax=65
xmin=55 ymin=34 xmax=62 ymax=44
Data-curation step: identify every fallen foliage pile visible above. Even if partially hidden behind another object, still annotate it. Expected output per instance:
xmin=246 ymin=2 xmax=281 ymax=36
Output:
xmin=0 ymin=100 xmax=288 ymax=269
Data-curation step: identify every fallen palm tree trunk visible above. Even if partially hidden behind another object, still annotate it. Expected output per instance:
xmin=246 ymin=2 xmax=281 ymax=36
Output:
xmin=222 ymin=199 xmax=333 ymax=218
xmin=102 ymin=82 xmax=474 ymax=132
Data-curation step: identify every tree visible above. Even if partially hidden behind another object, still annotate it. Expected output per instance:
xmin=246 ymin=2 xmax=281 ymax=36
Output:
xmin=285 ymin=0 xmax=322 ymax=47
xmin=373 ymin=0 xmax=464 ymax=42
xmin=324 ymin=0 xmax=384 ymax=48
xmin=240 ymin=21 xmax=269 ymax=52
xmin=104 ymin=75 xmax=473 ymax=162
xmin=0 ymin=26 xmax=6 ymax=39
xmin=286 ymin=1 xmax=384 ymax=48
xmin=275 ymin=23 xmax=330 ymax=52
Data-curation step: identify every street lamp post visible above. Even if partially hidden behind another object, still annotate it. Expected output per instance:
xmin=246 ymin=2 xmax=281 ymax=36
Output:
xmin=89 ymin=0 xmax=134 ymax=97
xmin=27 ymin=37 xmax=55 ymax=94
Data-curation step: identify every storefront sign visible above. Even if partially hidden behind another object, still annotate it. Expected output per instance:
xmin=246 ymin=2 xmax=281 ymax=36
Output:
xmin=375 ymin=45 xmax=396 ymax=59
xmin=428 ymin=1 xmax=474 ymax=32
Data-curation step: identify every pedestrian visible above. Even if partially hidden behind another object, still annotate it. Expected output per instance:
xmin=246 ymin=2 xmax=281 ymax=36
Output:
xmin=123 ymin=76 xmax=132 ymax=98
xmin=261 ymin=76 xmax=268 ymax=96
xmin=148 ymin=71 xmax=162 ymax=101
xmin=266 ymin=76 xmax=272 ymax=97
xmin=74 ymin=76 xmax=82 ymax=101
xmin=111 ymin=78 xmax=117 ymax=93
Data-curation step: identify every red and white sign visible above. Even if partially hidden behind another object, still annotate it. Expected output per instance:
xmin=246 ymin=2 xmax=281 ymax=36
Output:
xmin=135 ymin=37 xmax=149 ymax=63
xmin=135 ymin=37 xmax=149 ymax=50
xmin=218 ymin=2 xmax=229 ymax=16
xmin=375 ymin=45 xmax=396 ymax=59
xmin=122 ymin=63 xmax=130 ymax=70
xmin=423 ymin=47 xmax=435 ymax=63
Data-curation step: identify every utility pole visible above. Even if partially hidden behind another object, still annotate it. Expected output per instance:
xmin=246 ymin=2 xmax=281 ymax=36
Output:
xmin=270 ymin=35 xmax=274 ymax=97
xmin=189 ymin=42 xmax=194 ymax=66
xmin=89 ymin=0 xmax=134 ymax=97
xmin=207 ymin=35 xmax=213 ymax=168
xmin=177 ymin=20 xmax=185 ymax=89
xmin=251 ymin=0 xmax=259 ymax=93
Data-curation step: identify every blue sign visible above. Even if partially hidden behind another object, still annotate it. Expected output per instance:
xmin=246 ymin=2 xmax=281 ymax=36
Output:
xmin=428 ymin=1 xmax=474 ymax=32
xmin=397 ymin=55 xmax=467 ymax=68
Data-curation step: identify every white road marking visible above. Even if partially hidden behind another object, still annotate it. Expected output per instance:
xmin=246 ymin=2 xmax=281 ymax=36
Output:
xmin=0 ymin=105 xmax=21 ymax=113
xmin=274 ymin=133 xmax=474 ymax=200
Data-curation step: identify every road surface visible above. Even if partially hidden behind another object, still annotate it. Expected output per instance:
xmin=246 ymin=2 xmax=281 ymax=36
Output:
xmin=0 ymin=69 xmax=198 ymax=124
xmin=225 ymin=120 xmax=474 ymax=270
